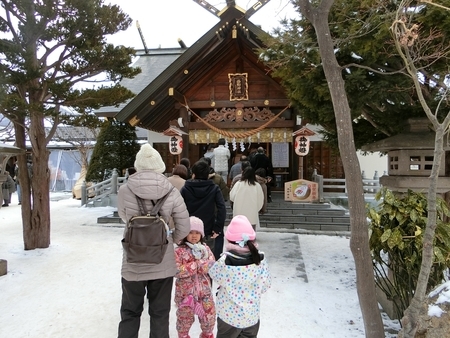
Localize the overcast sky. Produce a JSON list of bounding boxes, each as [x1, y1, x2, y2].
[[106, 0, 297, 49]]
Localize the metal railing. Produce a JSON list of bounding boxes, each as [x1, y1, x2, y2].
[[80, 168, 127, 206]]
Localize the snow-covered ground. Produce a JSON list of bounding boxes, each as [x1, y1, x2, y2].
[[0, 192, 400, 337]]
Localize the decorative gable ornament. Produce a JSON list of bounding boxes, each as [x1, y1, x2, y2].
[[229, 73, 248, 101]]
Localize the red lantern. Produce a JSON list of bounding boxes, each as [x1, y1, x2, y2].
[[169, 135, 183, 155], [294, 135, 310, 156]]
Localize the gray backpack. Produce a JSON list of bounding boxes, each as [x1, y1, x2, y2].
[[122, 187, 174, 264]]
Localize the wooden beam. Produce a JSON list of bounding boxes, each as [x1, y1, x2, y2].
[[189, 120, 294, 129], [191, 0, 220, 17], [187, 99, 291, 108], [168, 87, 186, 105], [246, 0, 271, 18]]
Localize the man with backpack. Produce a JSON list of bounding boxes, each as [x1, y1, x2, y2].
[[117, 143, 190, 338]]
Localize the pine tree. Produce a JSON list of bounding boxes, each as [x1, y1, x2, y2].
[[86, 120, 140, 182], [261, 0, 450, 149], [0, 0, 141, 249]]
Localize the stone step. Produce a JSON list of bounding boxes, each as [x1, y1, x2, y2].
[[96, 192, 351, 232], [226, 205, 350, 230], [226, 211, 348, 221], [260, 221, 351, 232], [97, 213, 124, 224], [258, 208, 346, 216], [259, 215, 350, 223]]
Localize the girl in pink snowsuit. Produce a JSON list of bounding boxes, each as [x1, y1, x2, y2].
[[175, 216, 216, 338]]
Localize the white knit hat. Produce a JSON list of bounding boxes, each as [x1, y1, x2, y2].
[[134, 143, 166, 173]]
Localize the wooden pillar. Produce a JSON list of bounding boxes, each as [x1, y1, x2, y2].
[[293, 111, 303, 180], [299, 156, 304, 180], [180, 106, 189, 159]]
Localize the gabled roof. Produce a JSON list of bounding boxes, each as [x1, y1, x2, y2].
[[361, 118, 450, 151], [0, 143, 25, 155], [114, 6, 274, 132], [94, 48, 184, 118]]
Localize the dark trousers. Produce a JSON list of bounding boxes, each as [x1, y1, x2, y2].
[[213, 233, 224, 260], [216, 317, 260, 338], [267, 184, 272, 202], [205, 235, 215, 255], [118, 276, 173, 338]]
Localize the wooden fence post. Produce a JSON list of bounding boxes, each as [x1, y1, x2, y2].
[[312, 169, 324, 202], [111, 168, 118, 194], [81, 180, 86, 206]]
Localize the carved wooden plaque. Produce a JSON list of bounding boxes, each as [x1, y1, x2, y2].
[[228, 73, 248, 101]]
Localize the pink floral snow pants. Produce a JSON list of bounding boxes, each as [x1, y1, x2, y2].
[[176, 294, 215, 337]]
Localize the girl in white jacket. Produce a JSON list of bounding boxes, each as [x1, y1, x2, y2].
[[229, 167, 264, 230], [209, 215, 271, 338]]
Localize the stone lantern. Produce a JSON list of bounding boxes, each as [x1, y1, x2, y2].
[[361, 117, 450, 196], [362, 118, 450, 319]]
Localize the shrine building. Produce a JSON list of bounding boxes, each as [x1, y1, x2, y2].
[[96, 1, 344, 190]]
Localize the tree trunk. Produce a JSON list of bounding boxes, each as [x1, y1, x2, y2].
[[298, 1, 385, 336], [22, 111, 51, 249], [14, 120, 33, 248], [400, 127, 444, 338]]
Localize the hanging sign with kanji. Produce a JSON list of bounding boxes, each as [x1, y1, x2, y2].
[[170, 135, 183, 155], [294, 135, 310, 156]]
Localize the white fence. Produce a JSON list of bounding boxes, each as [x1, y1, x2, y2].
[[322, 178, 381, 197], [312, 169, 383, 200]]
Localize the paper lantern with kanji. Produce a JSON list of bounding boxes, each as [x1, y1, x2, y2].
[[294, 135, 310, 156], [170, 136, 183, 155]]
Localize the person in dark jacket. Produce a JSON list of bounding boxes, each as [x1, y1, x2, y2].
[[200, 156, 229, 260], [250, 147, 274, 202], [180, 157, 192, 179], [201, 156, 229, 201], [180, 160, 227, 257]]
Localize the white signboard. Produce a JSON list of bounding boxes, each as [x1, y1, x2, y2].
[[271, 143, 289, 168]]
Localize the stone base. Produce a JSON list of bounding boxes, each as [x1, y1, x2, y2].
[[0, 259, 7, 276]]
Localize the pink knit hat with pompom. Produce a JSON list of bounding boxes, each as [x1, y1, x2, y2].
[[225, 215, 256, 242]]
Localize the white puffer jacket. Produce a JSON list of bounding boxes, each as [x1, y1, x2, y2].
[[117, 170, 190, 281]]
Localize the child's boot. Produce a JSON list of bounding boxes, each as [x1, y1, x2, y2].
[[200, 333, 214, 338]]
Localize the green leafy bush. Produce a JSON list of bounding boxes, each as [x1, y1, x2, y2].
[[368, 188, 450, 320]]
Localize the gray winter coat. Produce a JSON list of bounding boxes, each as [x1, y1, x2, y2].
[[2, 173, 16, 200], [117, 170, 190, 281]]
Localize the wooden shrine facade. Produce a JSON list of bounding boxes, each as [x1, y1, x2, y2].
[[106, 4, 345, 187]]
